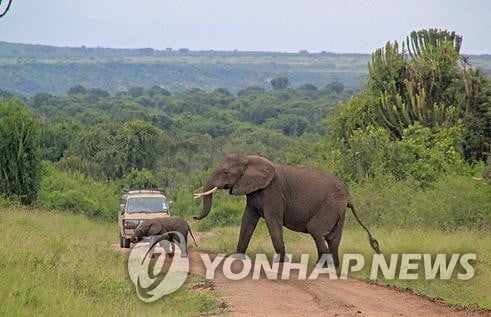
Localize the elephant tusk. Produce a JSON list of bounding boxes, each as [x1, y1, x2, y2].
[[193, 187, 218, 199]]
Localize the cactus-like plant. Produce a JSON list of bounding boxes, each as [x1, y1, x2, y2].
[[335, 29, 489, 162]]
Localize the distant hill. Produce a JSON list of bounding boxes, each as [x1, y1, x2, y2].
[[0, 42, 489, 96]]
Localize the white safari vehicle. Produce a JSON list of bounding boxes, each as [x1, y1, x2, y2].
[[118, 189, 170, 248]]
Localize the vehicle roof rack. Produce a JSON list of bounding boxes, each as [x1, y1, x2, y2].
[[122, 188, 165, 194]]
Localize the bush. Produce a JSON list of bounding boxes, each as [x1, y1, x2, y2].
[[196, 197, 244, 231], [313, 121, 469, 186], [38, 164, 119, 221], [121, 169, 159, 189], [40, 190, 103, 218], [342, 126, 393, 181], [389, 123, 466, 185]]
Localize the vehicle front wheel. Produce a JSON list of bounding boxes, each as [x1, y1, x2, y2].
[[120, 235, 131, 248]]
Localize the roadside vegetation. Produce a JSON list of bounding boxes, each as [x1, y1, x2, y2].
[[0, 206, 218, 316], [0, 29, 489, 311]]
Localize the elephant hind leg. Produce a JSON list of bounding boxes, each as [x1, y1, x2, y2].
[[310, 233, 330, 264], [326, 213, 345, 267], [172, 234, 188, 257], [307, 205, 345, 267]]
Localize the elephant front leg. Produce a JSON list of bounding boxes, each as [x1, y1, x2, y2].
[[148, 235, 160, 258], [161, 239, 175, 257], [236, 206, 260, 255], [264, 212, 287, 262]]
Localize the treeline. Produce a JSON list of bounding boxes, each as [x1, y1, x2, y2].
[[35, 79, 349, 180], [0, 76, 350, 217], [0, 41, 370, 96], [0, 61, 364, 97]]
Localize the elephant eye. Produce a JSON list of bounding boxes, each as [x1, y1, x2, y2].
[[223, 170, 229, 175]]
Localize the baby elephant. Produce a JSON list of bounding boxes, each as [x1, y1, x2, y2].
[[130, 216, 197, 258]]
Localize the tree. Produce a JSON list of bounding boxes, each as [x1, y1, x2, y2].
[[271, 76, 289, 90], [121, 120, 170, 171], [237, 86, 265, 97], [325, 81, 344, 94], [324, 29, 490, 183], [32, 92, 52, 108], [265, 114, 309, 136], [371, 29, 488, 161], [298, 84, 318, 91], [0, 99, 41, 204], [68, 85, 87, 95], [40, 120, 79, 162], [0, 89, 13, 99], [213, 88, 232, 96], [122, 169, 159, 189], [147, 85, 171, 97], [128, 87, 144, 97], [334, 29, 489, 162], [88, 88, 110, 98]]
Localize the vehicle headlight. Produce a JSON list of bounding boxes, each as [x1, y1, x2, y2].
[[123, 219, 141, 229]]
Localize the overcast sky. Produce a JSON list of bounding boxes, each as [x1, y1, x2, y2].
[[1, 0, 489, 54]]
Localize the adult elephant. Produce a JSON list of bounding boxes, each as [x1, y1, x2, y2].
[[194, 154, 380, 266]]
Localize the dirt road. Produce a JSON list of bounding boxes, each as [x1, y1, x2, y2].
[[115, 234, 488, 316]]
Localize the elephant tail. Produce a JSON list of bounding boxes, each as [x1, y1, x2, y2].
[[188, 226, 199, 247], [347, 202, 381, 254]]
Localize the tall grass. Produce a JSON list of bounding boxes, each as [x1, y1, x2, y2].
[[0, 207, 218, 316], [348, 173, 490, 230]]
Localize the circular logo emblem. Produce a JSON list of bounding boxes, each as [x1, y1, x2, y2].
[[127, 231, 189, 302]]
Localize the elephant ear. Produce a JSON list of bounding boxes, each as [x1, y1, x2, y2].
[[147, 221, 163, 236], [232, 156, 274, 195]]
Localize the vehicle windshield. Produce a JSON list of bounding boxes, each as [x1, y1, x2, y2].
[[127, 197, 168, 213]]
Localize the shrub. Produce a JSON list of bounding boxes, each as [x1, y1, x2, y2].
[[121, 169, 159, 189], [196, 197, 244, 231], [0, 99, 41, 204], [38, 164, 119, 221], [389, 123, 466, 185]]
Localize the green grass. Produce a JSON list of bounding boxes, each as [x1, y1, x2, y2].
[[0, 207, 219, 316], [198, 222, 491, 309]]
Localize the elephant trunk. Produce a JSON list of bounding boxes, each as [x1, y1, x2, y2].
[[193, 180, 216, 220]]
